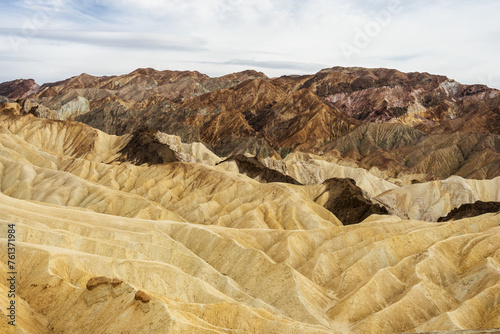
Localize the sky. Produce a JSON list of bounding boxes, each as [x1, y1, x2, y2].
[[0, 0, 499, 88]]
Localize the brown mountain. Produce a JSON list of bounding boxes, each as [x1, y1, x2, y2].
[[2, 66, 500, 181], [0, 78, 39, 99], [34, 68, 267, 102], [306, 67, 500, 132]]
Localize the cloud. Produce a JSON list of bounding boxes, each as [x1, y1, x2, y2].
[[224, 59, 327, 72], [190, 59, 328, 74], [0, 0, 498, 89], [0, 54, 38, 63], [0, 28, 206, 51]]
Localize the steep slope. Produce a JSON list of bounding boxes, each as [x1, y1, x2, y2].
[[326, 123, 500, 180], [0, 194, 336, 334], [375, 176, 500, 221], [260, 88, 358, 152], [278, 151, 400, 197]]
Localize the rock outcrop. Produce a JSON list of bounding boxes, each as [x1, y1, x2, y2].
[[0, 78, 40, 99], [438, 201, 500, 221], [313, 177, 389, 225]]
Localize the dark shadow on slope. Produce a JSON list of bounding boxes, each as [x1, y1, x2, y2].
[[437, 201, 500, 222], [315, 178, 389, 225], [118, 127, 179, 165], [217, 155, 302, 185]]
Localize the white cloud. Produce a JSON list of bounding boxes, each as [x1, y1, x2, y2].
[[0, 0, 498, 88], [0, 28, 205, 50]]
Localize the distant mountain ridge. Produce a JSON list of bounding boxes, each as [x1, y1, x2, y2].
[[1, 66, 499, 182]]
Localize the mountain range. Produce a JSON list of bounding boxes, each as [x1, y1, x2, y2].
[[0, 66, 499, 333], [3, 66, 499, 181]]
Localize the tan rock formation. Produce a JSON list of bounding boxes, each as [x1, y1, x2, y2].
[[0, 107, 499, 333], [376, 176, 500, 221], [0, 112, 340, 229], [1, 192, 499, 333]]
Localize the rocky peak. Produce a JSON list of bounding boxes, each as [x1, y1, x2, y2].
[[0, 78, 40, 99]]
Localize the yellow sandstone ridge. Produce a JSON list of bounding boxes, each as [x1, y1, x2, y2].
[[0, 111, 499, 333], [376, 176, 500, 221]]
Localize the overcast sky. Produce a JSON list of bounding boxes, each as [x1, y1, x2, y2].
[[0, 0, 499, 88]]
